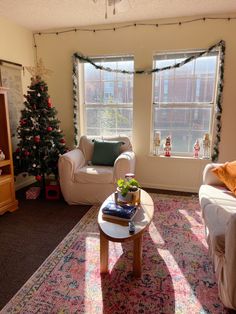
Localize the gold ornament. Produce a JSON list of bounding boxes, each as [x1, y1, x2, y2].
[[25, 58, 53, 81]]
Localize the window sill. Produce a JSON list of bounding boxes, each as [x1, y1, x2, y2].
[[148, 154, 212, 161]]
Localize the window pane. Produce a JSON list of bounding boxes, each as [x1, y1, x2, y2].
[[84, 57, 134, 137], [115, 79, 133, 103], [101, 62, 116, 81], [85, 81, 101, 103], [84, 63, 100, 81], [86, 106, 132, 137], [117, 108, 133, 129], [153, 51, 218, 155], [102, 81, 115, 103], [154, 106, 212, 154]]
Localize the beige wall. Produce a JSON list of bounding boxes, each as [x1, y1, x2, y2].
[[36, 16, 236, 192], [0, 16, 35, 189]]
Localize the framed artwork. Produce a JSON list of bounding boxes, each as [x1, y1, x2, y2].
[[0, 61, 23, 151]]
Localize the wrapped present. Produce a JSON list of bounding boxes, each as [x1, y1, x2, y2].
[[26, 187, 41, 199]]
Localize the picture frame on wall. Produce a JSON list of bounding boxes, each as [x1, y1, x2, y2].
[[0, 60, 23, 151]]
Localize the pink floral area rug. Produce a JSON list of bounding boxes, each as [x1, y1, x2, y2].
[[1, 194, 228, 314]]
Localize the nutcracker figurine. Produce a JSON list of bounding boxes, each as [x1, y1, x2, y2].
[[164, 136, 171, 157], [193, 139, 200, 158], [153, 132, 161, 156], [203, 133, 211, 159]]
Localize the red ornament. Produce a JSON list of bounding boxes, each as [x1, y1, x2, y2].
[[48, 98, 52, 108], [34, 135, 40, 143], [16, 148, 20, 153], [20, 119, 26, 126], [35, 175, 42, 181], [24, 151, 30, 156], [47, 126, 53, 132], [60, 138, 65, 144]]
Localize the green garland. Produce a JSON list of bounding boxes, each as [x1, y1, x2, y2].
[[211, 41, 225, 161], [72, 40, 225, 160], [73, 40, 224, 75], [72, 55, 79, 146]]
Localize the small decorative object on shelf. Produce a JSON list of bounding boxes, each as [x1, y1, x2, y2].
[[117, 173, 140, 206], [153, 132, 161, 156], [0, 149, 5, 161], [203, 133, 211, 159], [164, 135, 172, 157], [193, 139, 200, 158]]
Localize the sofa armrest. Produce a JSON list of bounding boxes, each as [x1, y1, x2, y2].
[[203, 163, 224, 186], [224, 213, 236, 308], [59, 149, 85, 181], [113, 151, 135, 182]]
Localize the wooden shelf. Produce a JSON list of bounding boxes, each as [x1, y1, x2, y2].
[[0, 88, 18, 214], [0, 174, 11, 183], [0, 159, 11, 167]]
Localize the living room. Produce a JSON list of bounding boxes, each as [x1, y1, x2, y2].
[[0, 0, 236, 313]]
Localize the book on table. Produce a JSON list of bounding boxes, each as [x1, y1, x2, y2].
[[102, 202, 137, 222]]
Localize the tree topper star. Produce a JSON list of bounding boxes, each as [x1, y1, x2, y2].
[[25, 58, 53, 80]]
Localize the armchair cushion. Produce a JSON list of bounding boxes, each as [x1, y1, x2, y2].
[[74, 165, 113, 184], [79, 135, 133, 162], [91, 140, 124, 166]]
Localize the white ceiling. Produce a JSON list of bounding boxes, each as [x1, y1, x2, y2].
[[0, 0, 236, 31]]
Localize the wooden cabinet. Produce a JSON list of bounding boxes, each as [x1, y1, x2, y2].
[[0, 87, 18, 214]]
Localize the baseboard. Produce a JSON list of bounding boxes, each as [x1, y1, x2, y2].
[[15, 176, 36, 191], [140, 182, 198, 193]]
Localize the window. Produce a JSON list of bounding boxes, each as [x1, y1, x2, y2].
[[153, 51, 219, 155], [82, 56, 134, 138]]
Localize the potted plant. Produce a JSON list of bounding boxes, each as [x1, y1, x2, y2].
[[117, 177, 141, 205]]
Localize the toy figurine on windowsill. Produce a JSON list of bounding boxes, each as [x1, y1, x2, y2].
[[153, 132, 161, 156], [164, 136, 171, 157], [193, 139, 200, 158], [203, 133, 211, 159]]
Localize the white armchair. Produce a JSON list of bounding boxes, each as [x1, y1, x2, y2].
[[59, 135, 135, 205]]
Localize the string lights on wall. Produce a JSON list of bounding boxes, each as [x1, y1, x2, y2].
[[33, 16, 236, 38], [32, 15, 235, 57]]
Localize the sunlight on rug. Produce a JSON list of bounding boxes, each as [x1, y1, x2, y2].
[[1, 194, 227, 314]]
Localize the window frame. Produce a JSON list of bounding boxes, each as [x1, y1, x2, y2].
[[79, 55, 134, 139], [152, 49, 220, 157]]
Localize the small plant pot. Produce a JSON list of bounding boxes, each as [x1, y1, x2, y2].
[[117, 187, 140, 206]]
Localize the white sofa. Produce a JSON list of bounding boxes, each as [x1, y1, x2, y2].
[[58, 135, 135, 205], [199, 163, 236, 310]]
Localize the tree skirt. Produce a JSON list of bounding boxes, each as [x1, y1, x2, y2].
[[2, 194, 227, 313]]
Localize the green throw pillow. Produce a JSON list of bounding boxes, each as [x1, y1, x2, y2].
[[92, 140, 123, 166]]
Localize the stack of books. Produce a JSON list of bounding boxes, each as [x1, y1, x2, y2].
[[102, 202, 137, 224]]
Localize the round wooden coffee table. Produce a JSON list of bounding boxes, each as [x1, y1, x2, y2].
[[98, 189, 154, 277]]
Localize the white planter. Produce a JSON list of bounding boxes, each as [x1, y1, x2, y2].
[[117, 187, 140, 205]]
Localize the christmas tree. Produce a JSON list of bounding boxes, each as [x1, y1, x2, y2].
[[14, 74, 67, 188]]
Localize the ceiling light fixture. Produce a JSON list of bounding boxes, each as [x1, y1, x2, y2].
[[93, 0, 123, 19]]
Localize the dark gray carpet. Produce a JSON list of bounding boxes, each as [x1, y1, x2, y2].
[[0, 190, 90, 309]]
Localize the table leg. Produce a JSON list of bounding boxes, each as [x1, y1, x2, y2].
[[100, 232, 109, 274], [133, 234, 143, 277]]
